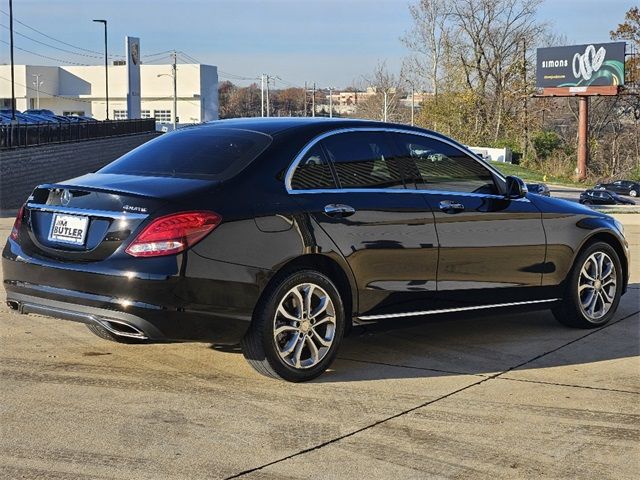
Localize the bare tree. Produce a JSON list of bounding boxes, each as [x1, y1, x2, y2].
[[402, 0, 453, 98], [357, 62, 407, 122]]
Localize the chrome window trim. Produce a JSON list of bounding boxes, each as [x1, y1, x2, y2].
[[357, 298, 560, 321], [284, 127, 508, 194], [26, 203, 148, 220]]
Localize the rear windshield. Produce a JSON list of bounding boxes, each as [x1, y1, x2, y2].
[[99, 127, 272, 179]]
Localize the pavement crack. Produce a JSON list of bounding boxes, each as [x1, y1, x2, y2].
[[336, 356, 484, 378], [225, 309, 639, 479], [497, 376, 640, 395]]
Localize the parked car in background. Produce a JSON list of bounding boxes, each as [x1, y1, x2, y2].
[[4, 118, 630, 382], [580, 189, 635, 206], [595, 180, 639, 197], [25, 109, 73, 123], [526, 183, 550, 196]]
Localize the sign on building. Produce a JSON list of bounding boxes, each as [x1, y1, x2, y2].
[[126, 36, 141, 119], [536, 42, 625, 88]]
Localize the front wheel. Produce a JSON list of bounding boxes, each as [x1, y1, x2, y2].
[[241, 269, 345, 382], [629, 189, 637, 197], [553, 242, 623, 328]]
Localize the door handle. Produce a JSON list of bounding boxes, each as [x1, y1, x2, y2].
[[439, 200, 465, 213], [324, 204, 356, 218]]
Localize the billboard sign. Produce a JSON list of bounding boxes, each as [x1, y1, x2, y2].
[[536, 42, 625, 88], [126, 36, 141, 118]]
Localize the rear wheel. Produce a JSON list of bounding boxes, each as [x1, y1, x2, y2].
[[630, 189, 637, 197], [553, 242, 622, 328], [241, 269, 345, 382]]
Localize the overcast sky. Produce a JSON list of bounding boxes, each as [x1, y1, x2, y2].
[[0, 0, 635, 88]]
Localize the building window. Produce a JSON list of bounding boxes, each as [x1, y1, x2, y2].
[[154, 110, 172, 122], [113, 110, 128, 120], [141, 110, 152, 119]]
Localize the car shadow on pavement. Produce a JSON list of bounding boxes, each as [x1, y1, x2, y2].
[[205, 285, 639, 384]]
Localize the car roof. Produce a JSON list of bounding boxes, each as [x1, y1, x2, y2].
[[201, 117, 446, 139]]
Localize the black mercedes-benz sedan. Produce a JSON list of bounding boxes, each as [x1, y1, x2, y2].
[[595, 180, 639, 198], [3, 118, 630, 381], [580, 189, 635, 206]]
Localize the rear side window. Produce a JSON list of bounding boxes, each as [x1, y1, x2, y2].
[[321, 132, 404, 189], [100, 127, 272, 179], [290, 144, 336, 190], [395, 134, 498, 194]]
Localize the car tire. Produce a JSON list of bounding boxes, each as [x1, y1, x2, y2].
[[583, 200, 592, 205], [241, 269, 345, 382], [553, 242, 623, 329], [85, 323, 146, 344], [630, 189, 637, 197]]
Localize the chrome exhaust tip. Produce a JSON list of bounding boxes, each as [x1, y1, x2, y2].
[[95, 318, 148, 340], [6, 300, 20, 311]]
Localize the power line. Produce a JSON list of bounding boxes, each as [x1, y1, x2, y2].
[[1, 23, 105, 59], [0, 9, 123, 58], [0, 39, 91, 66]]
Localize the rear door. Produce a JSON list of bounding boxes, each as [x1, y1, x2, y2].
[[288, 130, 438, 316], [391, 132, 547, 308]]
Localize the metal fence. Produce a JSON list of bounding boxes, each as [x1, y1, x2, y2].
[[0, 119, 157, 149]]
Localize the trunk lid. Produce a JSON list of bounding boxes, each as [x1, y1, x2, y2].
[[20, 173, 216, 262]]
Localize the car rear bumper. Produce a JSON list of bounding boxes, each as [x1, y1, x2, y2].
[[2, 239, 265, 344]]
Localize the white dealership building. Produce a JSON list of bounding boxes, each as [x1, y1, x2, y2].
[[0, 63, 219, 123]]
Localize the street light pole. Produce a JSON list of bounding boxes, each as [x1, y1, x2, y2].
[[92, 19, 109, 119], [9, 0, 16, 120], [32, 74, 43, 109], [172, 50, 177, 130]]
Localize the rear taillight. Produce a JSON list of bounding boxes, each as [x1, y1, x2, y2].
[[125, 211, 221, 257], [10, 205, 25, 241]]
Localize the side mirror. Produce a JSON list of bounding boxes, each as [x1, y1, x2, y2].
[[506, 176, 528, 199]]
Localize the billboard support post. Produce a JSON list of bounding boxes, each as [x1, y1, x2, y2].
[[577, 96, 589, 181]]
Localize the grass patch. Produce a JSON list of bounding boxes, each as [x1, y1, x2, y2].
[[489, 162, 584, 187]]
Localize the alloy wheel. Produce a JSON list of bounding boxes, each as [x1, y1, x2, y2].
[[273, 283, 337, 369], [577, 251, 617, 321]]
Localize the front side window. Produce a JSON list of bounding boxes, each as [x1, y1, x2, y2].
[[290, 145, 336, 190], [394, 134, 498, 194], [321, 131, 404, 189]]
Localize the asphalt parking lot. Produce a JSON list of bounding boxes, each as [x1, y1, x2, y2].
[[0, 215, 638, 480]]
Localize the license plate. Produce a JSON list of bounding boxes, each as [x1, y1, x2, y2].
[[48, 214, 89, 245]]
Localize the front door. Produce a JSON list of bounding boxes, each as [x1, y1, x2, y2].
[[391, 132, 547, 308]]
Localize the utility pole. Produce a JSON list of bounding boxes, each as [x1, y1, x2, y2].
[[312, 83, 316, 117], [328, 87, 333, 118], [304, 81, 307, 117], [265, 75, 270, 117], [9, 0, 16, 120], [383, 91, 388, 122], [410, 85, 415, 126], [92, 19, 109, 119], [157, 51, 178, 130], [32, 74, 43, 109], [522, 39, 528, 161], [172, 50, 177, 130], [260, 74, 265, 117]]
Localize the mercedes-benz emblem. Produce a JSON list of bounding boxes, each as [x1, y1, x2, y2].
[[61, 189, 72, 206]]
